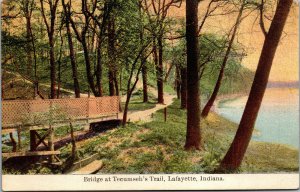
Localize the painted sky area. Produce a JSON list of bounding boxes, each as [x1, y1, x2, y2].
[[168, 2, 299, 82]]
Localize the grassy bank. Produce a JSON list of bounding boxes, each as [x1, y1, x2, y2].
[[3, 99, 298, 174], [80, 100, 298, 173], [76, 101, 293, 173]]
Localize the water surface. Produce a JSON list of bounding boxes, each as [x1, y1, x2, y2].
[[216, 88, 299, 149]]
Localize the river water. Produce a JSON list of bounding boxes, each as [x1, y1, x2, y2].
[[216, 88, 299, 149]]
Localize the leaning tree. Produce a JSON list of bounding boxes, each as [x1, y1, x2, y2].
[[219, 0, 293, 171]]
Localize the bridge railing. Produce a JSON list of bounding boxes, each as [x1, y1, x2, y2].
[[2, 96, 120, 128]]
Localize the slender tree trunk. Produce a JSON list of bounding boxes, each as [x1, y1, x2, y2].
[[153, 38, 159, 100], [65, 10, 81, 98], [180, 67, 187, 109], [139, 9, 148, 103], [175, 65, 181, 99], [29, 22, 38, 99], [40, 0, 59, 99], [25, 16, 33, 77], [108, 16, 117, 96], [82, 38, 99, 96], [201, 2, 245, 118], [123, 65, 143, 126], [56, 29, 64, 99], [57, 57, 61, 99], [164, 64, 174, 82], [142, 65, 148, 102], [220, 0, 292, 171], [96, 39, 103, 97], [123, 61, 147, 126], [24, 3, 38, 99], [122, 92, 132, 126], [185, 0, 200, 150], [157, 35, 164, 104], [49, 36, 56, 99], [122, 43, 152, 126]]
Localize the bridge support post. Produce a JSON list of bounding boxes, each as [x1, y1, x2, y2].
[[17, 125, 22, 150], [9, 133, 17, 152], [30, 130, 37, 151], [48, 125, 55, 163]]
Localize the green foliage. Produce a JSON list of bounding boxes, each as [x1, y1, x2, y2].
[[162, 150, 193, 173], [196, 133, 224, 173], [54, 125, 83, 137], [129, 152, 161, 173]]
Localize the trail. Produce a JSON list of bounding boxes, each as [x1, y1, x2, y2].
[[122, 80, 176, 123], [47, 80, 176, 152]]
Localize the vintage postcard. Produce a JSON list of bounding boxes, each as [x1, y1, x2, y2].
[[1, 0, 299, 191]]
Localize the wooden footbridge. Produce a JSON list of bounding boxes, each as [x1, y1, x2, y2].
[[2, 96, 120, 162]]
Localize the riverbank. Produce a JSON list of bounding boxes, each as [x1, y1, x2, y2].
[[4, 99, 297, 174], [214, 93, 248, 110]]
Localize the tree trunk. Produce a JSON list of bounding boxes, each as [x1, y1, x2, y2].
[[157, 35, 164, 104], [201, 2, 245, 118], [82, 38, 99, 96], [25, 16, 33, 77], [219, 0, 292, 171], [108, 16, 117, 96], [139, 13, 148, 103], [96, 39, 103, 97], [185, 0, 200, 150], [175, 65, 181, 99], [180, 67, 187, 109], [40, 0, 59, 99], [123, 65, 143, 126], [57, 57, 61, 99], [56, 29, 64, 99], [30, 23, 38, 99], [153, 38, 159, 100], [113, 72, 119, 96], [49, 36, 56, 99], [164, 64, 174, 82], [122, 93, 131, 126], [108, 71, 115, 96], [65, 11, 81, 98], [24, 3, 38, 99], [142, 65, 148, 102]]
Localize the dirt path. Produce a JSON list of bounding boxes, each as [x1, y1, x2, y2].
[[121, 80, 176, 123]]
